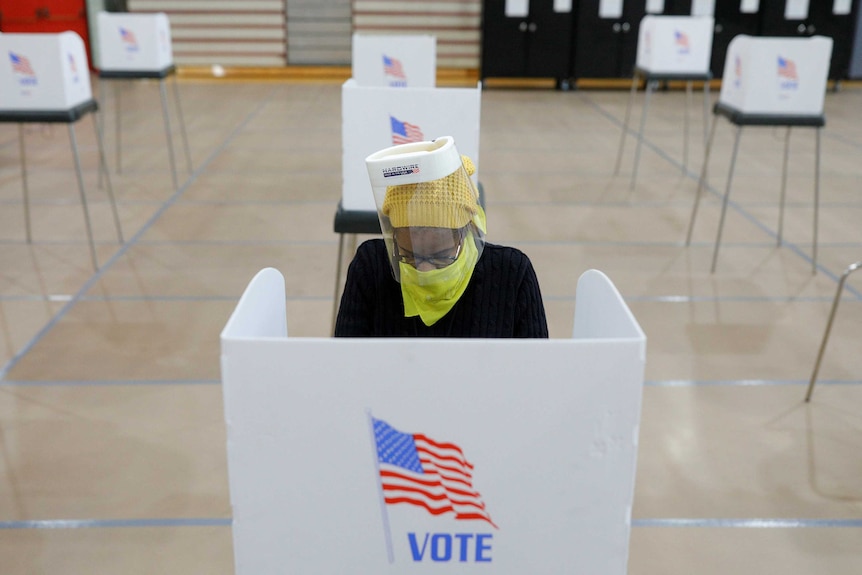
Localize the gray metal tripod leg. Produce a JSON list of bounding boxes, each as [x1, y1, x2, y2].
[[331, 233, 347, 336], [686, 114, 718, 246], [69, 124, 99, 270], [683, 80, 692, 173], [159, 78, 180, 190], [614, 74, 639, 176], [18, 124, 32, 243], [710, 126, 743, 273], [805, 262, 862, 401], [114, 81, 122, 174], [171, 73, 193, 174], [813, 127, 822, 275], [631, 79, 655, 189], [777, 127, 791, 247], [93, 113, 124, 244]]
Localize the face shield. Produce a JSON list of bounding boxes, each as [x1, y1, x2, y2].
[[365, 136, 486, 285]]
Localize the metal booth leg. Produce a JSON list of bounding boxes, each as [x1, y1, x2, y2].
[[92, 113, 125, 244], [159, 78, 180, 190], [777, 127, 791, 247], [683, 80, 692, 173], [18, 124, 33, 243], [171, 73, 194, 174], [331, 233, 348, 336], [114, 81, 123, 174], [710, 125, 743, 273], [630, 79, 655, 188], [685, 113, 718, 246], [68, 124, 100, 270], [812, 127, 821, 275], [614, 74, 640, 176], [805, 262, 862, 401], [702, 81, 711, 149]]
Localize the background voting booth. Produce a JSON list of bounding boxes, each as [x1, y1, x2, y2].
[[351, 33, 437, 88], [96, 11, 192, 190], [686, 34, 833, 274], [221, 267, 646, 574], [0, 31, 123, 270], [334, 34, 481, 330], [615, 15, 714, 183]]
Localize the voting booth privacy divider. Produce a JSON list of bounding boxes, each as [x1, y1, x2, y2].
[[221, 267, 646, 574], [351, 33, 436, 88], [686, 34, 833, 274], [616, 15, 714, 183], [0, 31, 123, 270], [95, 11, 192, 190]]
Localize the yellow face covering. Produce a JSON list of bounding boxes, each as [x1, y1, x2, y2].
[[399, 231, 480, 326]]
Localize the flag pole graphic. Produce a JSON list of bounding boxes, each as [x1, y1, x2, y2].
[[367, 410, 395, 563]]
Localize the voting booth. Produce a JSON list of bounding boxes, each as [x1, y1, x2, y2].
[[96, 11, 192, 190], [221, 267, 646, 574], [351, 33, 436, 88], [615, 15, 714, 183], [686, 35, 833, 274], [0, 31, 123, 270], [333, 75, 482, 331]]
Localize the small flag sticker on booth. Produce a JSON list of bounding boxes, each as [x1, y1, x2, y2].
[[120, 27, 139, 51], [778, 57, 798, 81], [372, 417, 497, 528], [390, 116, 424, 145], [383, 55, 405, 79], [674, 30, 690, 54], [10, 53, 35, 76]]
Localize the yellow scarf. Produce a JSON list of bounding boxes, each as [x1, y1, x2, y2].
[[399, 232, 480, 326]]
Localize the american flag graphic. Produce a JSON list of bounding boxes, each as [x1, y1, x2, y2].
[[390, 116, 424, 145], [383, 55, 405, 79], [10, 52, 35, 76], [120, 27, 137, 47], [372, 417, 497, 528], [735, 55, 742, 79], [68, 54, 77, 74], [674, 30, 690, 53], [778, 56, 798, 81]]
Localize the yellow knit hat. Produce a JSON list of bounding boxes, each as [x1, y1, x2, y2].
[[382, 156, 478, 229]]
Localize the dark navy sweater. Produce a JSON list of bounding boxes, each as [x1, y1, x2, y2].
[[335, 239, 548, 338]]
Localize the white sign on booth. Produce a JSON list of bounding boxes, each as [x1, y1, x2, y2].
[[636, 15, 714, 74], [341, 79, 481, 212], [0, 32, 91, 111], [97, 11, 173, 71], [221, 268, 646, 574], [352, 33, 436, 88], [720, 35, 833, 115]]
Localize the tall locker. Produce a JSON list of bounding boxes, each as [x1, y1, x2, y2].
[[573, 0, 647, 78], [711, 1, 763, 78], [759, 0, 860, 80], [480, 0, 574, 86]]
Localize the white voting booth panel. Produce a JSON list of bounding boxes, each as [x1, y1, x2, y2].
[[221, 268, 646, 574], [352, 33, 436, 88], [636, 15, 714, 75], [97, 12, 173, 71], [720, 35, 832, 116], [0, 32, 91, 111], [341, 79, 481, 212]]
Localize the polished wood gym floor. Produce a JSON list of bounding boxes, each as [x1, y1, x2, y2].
[[1, 76, 860, 573]]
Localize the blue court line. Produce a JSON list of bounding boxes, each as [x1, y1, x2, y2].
[[633, 518, 862, 528], [0, 379, 220, 387], [0, 88, 280, 381], [0, 518, 231, 530], [0, 517, 859, 530], [644, 379, 861, 387]]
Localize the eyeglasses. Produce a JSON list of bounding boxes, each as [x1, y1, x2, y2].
[[393, 230, 464, 269]]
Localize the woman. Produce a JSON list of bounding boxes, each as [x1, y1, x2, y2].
[[335, 136, 547, 338]]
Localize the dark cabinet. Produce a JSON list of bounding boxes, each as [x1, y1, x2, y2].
[[711, 0, 763, 78], [480, 0, 574, 85], [759, 0, 860, 80], [574, 0, 646, 78]]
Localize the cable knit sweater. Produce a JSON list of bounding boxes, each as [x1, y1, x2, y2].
[[335, 239, 548, 338]]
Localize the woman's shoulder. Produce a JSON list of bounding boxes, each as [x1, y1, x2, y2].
[[482, 242, 533, 265]]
